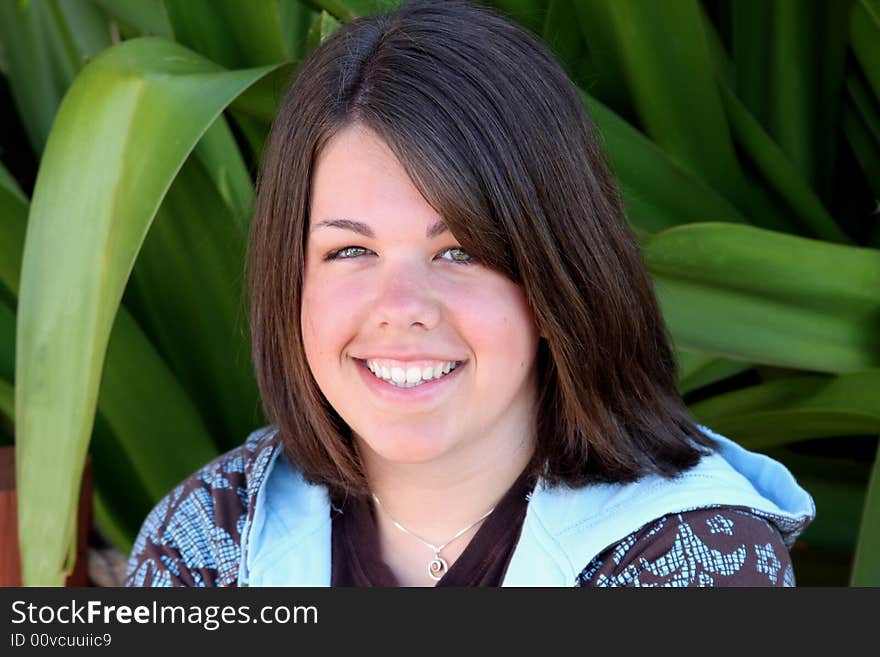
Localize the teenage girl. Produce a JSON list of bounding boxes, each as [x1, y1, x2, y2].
[[126, 0, 814, 588]]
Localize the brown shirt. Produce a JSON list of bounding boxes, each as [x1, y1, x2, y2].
[[331, 466, 537, 586]]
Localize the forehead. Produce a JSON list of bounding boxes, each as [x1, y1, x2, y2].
[[309, 124, 445, 237]]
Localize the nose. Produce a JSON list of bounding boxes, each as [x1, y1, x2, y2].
[[370, 259, 441, 332]]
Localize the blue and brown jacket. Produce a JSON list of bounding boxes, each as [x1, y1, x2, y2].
[[125, 424, 816, 587]]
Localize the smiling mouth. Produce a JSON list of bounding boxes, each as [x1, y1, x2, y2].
[[355, 358, 466, 388]]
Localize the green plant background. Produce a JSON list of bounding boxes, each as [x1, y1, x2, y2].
[[1, 0, 878, 586]]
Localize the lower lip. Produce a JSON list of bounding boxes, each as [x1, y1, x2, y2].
[[355, 359, 466, 404]]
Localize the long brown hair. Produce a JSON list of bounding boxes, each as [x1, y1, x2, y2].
[[246, 0, 717, 498]]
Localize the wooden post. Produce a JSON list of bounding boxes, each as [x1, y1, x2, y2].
[[0, 446, 92, 586]]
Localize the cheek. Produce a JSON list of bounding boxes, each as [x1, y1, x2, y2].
[[453, 279, 539, 362]]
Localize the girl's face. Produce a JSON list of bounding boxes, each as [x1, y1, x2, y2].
[[302, 123, 542, 470]]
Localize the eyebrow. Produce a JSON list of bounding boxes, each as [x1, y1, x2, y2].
[[310, 218, 450, 239]]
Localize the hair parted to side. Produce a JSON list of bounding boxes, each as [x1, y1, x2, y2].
[[246, 0, 718, 499]]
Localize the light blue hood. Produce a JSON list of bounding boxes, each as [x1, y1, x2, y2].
[[238, 425, 815, 587]]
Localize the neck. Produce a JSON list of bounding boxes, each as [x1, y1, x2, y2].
[[356, 423, 537, 562]]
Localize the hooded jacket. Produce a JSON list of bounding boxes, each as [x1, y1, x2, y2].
[[125, 424, 815, 587]]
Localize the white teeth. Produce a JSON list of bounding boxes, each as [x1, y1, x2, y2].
[[364, 359, 460, 388]]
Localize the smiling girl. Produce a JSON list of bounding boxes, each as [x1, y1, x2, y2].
[[126, 0, 815, 587]]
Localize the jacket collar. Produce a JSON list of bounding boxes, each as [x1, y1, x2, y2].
[[238, 425, 815, 587]]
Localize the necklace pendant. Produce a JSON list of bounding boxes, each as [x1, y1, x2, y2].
[[428, 554, 448, 581]]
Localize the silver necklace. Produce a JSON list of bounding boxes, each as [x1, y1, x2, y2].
[[371, 493, 496, 581]]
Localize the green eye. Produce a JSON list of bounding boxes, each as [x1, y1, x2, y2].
[[325, 246, 370, 260], [440, 247, 475, 264]]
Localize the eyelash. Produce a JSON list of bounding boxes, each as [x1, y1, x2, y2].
[[322, 246, 477, 266]]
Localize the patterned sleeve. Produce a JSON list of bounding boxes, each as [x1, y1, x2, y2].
[[576, 505, 796, 587], [124, 448, 250, 587]]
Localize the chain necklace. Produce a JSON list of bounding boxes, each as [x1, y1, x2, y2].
[[371, 493, 496, 581]]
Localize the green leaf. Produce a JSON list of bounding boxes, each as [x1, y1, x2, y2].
[[53, 0, 113, 63], [0, 0, 77, 153], [191, 115, 255, 230], [163, 0, 287, 69], [575, 0, 795, 234], [582, 92, 748, 231], [302, 0, 396, 22], [0, 161, 28, 296], [280, 0, 316, 60], [677, 349, 751, 395], [0, 378, 13, 427], [643, 223, 880, 373], [229, 62, 297, 124], [689, 370, 880, 450], [89, 0, 171, 37], [843, 104, 880, 199], [851, 439, 880, 585], [542, 0, 587, 84], [304, 10, 341, 52], [16, 37, 277, 585], [717, 81, 851, 244], [123, 154, 261, 452], [0, 299, 14, 387], [851, 0, 880, 109], [89, 409, 157, 554]]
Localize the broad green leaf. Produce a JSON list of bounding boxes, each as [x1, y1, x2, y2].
[[676, 348, 752, 395], [123, 154, 261, 452], [582, 92, 748, 231], [847, 73, 880, 149], [851, 439, 880, 585], [163, 0, 287, 69], [231, 111, 271, 171], [0, 161, 28, 296], [304, 0, 401, 22], [304, 10, 341, 52], [643, 223, 880, 373], [99, 308, 218, 498], [89, 409, 157, 555], [717, 81, 851, 244], [762, 1, 820, 188], [492, 0, 544, 36], [572, 1, 638, 123], [814, 0, 854, 201], [0, 378, 12, 427], [0, 299, 14, 386], [851, 0, 880, 107], [689, 370, 880, 450], [16, 37, 277, 585], [191, 116, 255, 230], [734, 1, 851, 200], [89, 0, 171, 37], [542, 0, 588, 85], [843, 104, 880, 199], [0, 0, 77, 153], [53, 0, 113, 62], [3, 152, 219, 549], [280, 0, 316, 60], [229, 62, 297, 124], [733, 0, 771, 123], [577, 1, 795, 234]]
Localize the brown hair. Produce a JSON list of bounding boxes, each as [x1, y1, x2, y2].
[[246, 0, 717, 498]]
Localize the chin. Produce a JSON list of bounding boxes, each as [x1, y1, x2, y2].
[[358, 427, 457, 465]]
